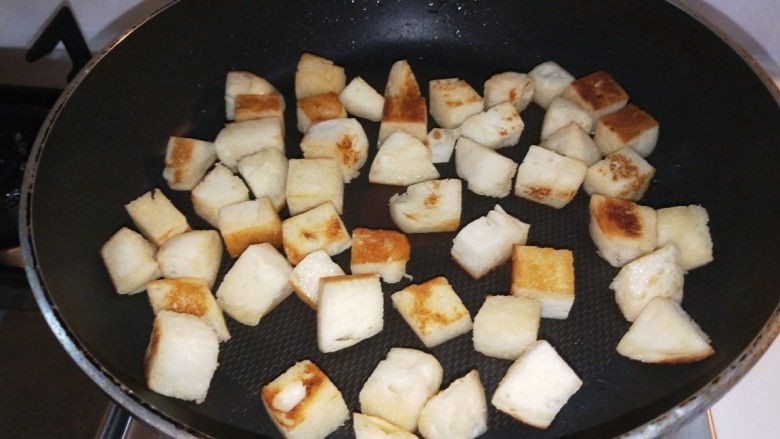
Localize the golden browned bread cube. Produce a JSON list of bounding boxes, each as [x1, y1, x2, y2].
[[511, 246, 575, 319], [593, 103, 659, 157], [286, 158, 344, 215], [483, 71, 534, 112], [589, 194, 657, 267], [125, 188, 191, 247], [100, 227, 161, 295], [296, 92, 348, 133], [234, 93, 285, 129], [218, 197, 282, 258], [384, 59, 422, 98], [300, 118, 369, 183], [428, 78, 484, 129], [339, 76, 385, 122], [513, 145, 587, 209], [369, 130, 439, 186], [295, 52, 347, 100], [162, 136, 217, 191], [583, 147, 656, 201], [156, 230, 223, 289], [281, 202, 351, 266], [473, 295, 540, 360], [350, 228, 411, 283], [146, 277, 230, 342], [378, 95, 428, 144], [225, 70, 279, 120], [191, 163, 250, 228], [562, 70, 629, 121], [214, 118, 285, 171], [388, 179, 462, 233]]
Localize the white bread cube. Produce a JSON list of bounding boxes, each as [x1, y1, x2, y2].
[[295, 52, 347, 100], [484, 71, 534, 112], [528, 61, 575, 109], [215, 243, 293, 326], [369, 131, 439, 186], [125, 188, 190, 247], [423, 127, 459, 163], [289, 250, 345, 309], [281, 202, 351, 265], [156, 230, 223, 288], [391, 276, 472, 348], [378, 96, 428, 144], [286, 158, 344, 215], [145, 310, 219, 404], [162, 136, 217, 191], [473, 295, 540, 360], [389, 179, 462, 233], [593, 103, 659, 157], [351, 228, 411, 284], [491, 340, 582, 429], [417, 370, 488, 439], [234, 93, 285, 129], [583, 147, 656, 201], [225, 70, 279, 120], [100, 227, 161, 295], [511, 246, 575, 319], [540, 123, 601, 166], [261, 360, 349, 439], [562, 70, 629, 122], [237, 148, 288, 212], [428, 78, 484, 129], [353, 413, 419, 439], [359, 347, 443, 432], [191, 163, 250, 228], [218, 198, 282, 258], [339, 76, 385, 122], [514, 145, 587, 209], [540, 96, 593, 140], [317, 273, 384, 353], [146, 278, 230, 342], [451, 204, 530, 279], [296, 92, 348, 133], [656, 205, 714, 271], [610, 244, 684, 322], [301, 118, 369, 183], [616, 297, 715, 363], [384, 59, 421, 98], [459, 101, 524, 149], [214, 118, 284, 172], [455, 137, 518, 198], [589, 194, 657, 267]]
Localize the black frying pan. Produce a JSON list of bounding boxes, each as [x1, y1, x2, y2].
[[22, 0, 780, 438]]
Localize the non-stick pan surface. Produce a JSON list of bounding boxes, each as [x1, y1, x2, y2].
[[22, 0, 780, 438]]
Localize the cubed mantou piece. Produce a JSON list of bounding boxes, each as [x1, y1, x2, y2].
[[295, 52, 347, 100], [369, 130, 439, 186], [459, 101, 524, 149], [125, 188, 190, 247], [483, 71, 534, 112], [339, 76, 385, 122], [216, 243, 293, 326], [491, 340, 582, 429], [424, 127, 459, 163], [146, 277, 230, 342], [191, 163, 250, 228], [391, 276, 472, 348], [317, 273, 384, 353], [540, 96, 593, 140], [428, 78, 484, 129], [296, 91, 348, 133], [417, 370, 488, 439], [353, 413, 419, 439], [540, 123, 601, 166], [145, 310, 219, 404], [286, 158, 344, 215], [301, 118, 369, 183], [589, 194, 657, 267], [214, 118, 285, 171], [583, 147, 655, 201], [237, 148, 288, 212], [281, 202, 351, 266], [656, 205, 714, 271], [100, 227, 161, 295], [616, 297, 715, 363], [234, 93, 285, 129], [289, 250, 345, 309], [593, 103, 659, 157], [510, 246, 575, 319], [378, 95, 428, 144], [528, 61, 575, 109], [514, 145, 587, 209], [225, 70, 279, 120], [156, 230, 223, 289], [162, 136, 217, 191], [359, 347, 443, 432], [610, 244, 684, 322], [473, 295, 540, 360], [562, 70, 629, 122], [389, 179, 462, 233], [451, 205, 530, 280], [455, 137, 518, 198], [384, 59, 422, 98], [218, 197, 282, 258], [350, 228, 411, 284], [262, 360, 349, 439]]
